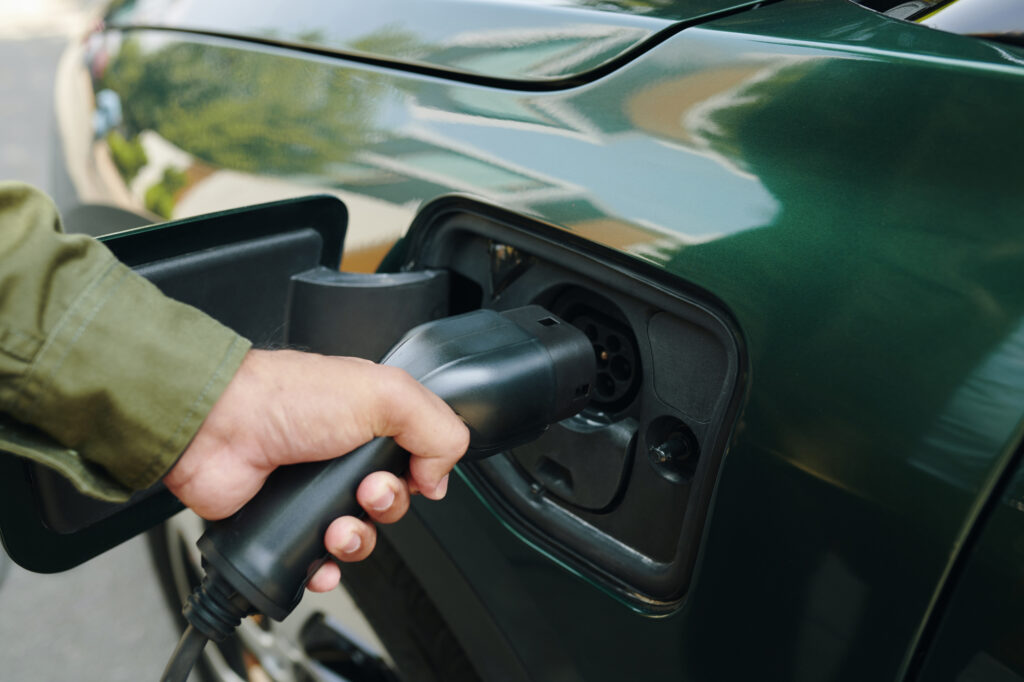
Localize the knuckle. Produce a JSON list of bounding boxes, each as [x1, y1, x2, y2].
[[380, 365, 416, 392], [454, 423, 471, 452], [372, 366, 409, 401]]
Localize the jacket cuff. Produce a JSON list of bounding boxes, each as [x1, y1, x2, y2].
[[10, 256, 251, 491]]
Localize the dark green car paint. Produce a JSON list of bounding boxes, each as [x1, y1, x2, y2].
[[919, 458, 1024, 679], [103, 0, 775, 82], [56, 0, 1024, 678]]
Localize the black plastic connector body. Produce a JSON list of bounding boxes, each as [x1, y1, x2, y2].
[[188, 305, 594, 626]]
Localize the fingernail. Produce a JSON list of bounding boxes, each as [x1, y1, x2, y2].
[[433, 474, 449, 500], [341, 533, 361, 555], [371, 488, 395, 512]]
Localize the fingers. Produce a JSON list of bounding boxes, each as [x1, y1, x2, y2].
[[307, 472, 407, 593], [356, 471, 410, 524], [374, 367, 470, 500], [307, 472, 409, 594], [307, 561, 340, 593], [324, 515, 377, 564]]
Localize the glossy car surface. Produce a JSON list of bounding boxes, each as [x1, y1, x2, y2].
[[52, 0, 1024, 679]]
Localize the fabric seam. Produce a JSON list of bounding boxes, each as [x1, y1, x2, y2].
[[4, 258, 122, 416]]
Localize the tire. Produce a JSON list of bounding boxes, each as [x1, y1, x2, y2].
[[147, 510, 480, 682]]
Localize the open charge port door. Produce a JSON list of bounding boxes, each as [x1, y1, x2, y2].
[[398, 198, 743, 610]]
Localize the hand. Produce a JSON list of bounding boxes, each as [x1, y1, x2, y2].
[[163, 349, 469, 592]]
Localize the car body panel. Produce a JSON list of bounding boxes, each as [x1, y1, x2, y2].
[[102, 0, 770, 83], [50, 0, 1024, 678], [918, 456, 1024, 679]]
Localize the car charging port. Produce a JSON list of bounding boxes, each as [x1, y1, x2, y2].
[[402, 199, 742, 607], [545, 287, 641, 415]]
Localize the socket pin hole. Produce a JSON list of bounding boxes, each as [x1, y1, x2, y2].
[[594, 345, 609, 368], [606, 335, 621, 353], [610, 356, 631, 381], [597, 375, 616, 397], [538, 317, 559, 327]]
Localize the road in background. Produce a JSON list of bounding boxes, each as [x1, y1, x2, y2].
[[0, 1, 182, 679]]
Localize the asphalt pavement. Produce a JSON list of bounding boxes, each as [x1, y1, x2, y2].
[[0, 3, 183, 679]]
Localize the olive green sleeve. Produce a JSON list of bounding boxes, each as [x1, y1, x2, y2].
[[0, 182, 251, 501]]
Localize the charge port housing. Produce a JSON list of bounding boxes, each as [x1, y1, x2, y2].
[[401, 198, 743, 610]]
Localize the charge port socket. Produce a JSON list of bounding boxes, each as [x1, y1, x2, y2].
[[546, 288, 641, 416]]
